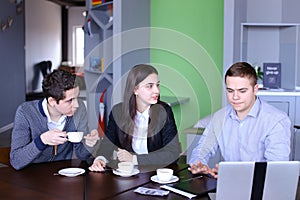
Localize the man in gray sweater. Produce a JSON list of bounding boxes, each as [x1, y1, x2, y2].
[[10, 69, 99, 170]]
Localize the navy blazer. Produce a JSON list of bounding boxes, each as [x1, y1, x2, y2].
[[97, 101, 181, 166]]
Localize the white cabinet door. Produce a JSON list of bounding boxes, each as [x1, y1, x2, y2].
[[257, 95, 296, 124]]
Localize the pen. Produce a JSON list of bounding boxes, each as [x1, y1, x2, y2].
[[182, 175, 203, 182], [54, 145, 57, 155]]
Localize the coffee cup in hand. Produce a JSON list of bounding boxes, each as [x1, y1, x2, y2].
[[118, 162, 134, 174], [67, 132, 83, 143], [156, 168, 173, 182]]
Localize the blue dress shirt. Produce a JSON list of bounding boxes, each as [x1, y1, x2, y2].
[[189, 97, 291, 165]]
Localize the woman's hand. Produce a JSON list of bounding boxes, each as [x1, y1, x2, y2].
[[117, 148, 133, 162], [89, 159, 106, 172]]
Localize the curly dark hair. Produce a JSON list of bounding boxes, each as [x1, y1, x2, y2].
[[42, 69, 79, 103]]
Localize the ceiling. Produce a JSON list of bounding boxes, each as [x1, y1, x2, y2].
[[47, 0, 85, 7]]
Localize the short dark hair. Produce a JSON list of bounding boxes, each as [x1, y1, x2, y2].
[[225, 62, 257, 86], [42, 69, 79, 103]]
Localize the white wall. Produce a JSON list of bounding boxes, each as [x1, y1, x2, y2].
[[25, 0, 62, 92]]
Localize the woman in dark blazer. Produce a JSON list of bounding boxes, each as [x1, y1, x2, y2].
[[89, 64, 181, 171]]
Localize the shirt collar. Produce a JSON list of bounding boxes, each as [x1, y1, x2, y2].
[[42, 98, 66, 124], [247, 97, 260, 118], [229, 97, 260, 119], [136, 106, 150, 121]]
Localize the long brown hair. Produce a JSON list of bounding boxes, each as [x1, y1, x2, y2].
[[120, 64, 158, 135]]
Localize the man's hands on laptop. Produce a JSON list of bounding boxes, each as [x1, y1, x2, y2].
[[188, 161, 219, 179]]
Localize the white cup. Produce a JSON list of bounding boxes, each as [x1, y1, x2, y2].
[[156, 168, 173, 182], [118, 162, 134, 174], [67, 132, 83, 143]]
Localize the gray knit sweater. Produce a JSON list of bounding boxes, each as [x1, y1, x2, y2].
[[10, 99, 93, 170]]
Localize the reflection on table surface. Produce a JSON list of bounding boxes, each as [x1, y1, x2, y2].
[[0, 157, 299, 200]]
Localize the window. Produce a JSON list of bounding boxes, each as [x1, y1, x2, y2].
[[73, 26, 84, 66]]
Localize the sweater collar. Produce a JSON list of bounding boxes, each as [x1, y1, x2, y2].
[[38, 98, 47, 117]]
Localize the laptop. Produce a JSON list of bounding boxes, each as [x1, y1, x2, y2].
[[214, 161, 300, 200]]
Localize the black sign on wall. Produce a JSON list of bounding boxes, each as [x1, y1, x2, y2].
[[263, 63, 281, 89]]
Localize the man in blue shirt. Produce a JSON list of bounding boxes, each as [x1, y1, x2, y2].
[[189, 62, 291, 178]]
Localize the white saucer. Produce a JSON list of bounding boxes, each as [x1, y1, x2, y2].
[[113, 168, 140, 177], [58, 168, 85, 177], [150, 175, 179, 184]]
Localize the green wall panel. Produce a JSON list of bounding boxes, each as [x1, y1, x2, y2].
[[150, 0, 224, 153]]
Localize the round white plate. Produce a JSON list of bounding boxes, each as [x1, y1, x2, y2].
[[150, 175, 179, 184], [58, 168, 85, 177], [113, 168, 140, 177]]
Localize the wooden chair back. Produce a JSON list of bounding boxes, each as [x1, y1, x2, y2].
[[0, 147, 11, 167]]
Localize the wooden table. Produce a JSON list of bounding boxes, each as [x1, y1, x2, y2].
[[1, 158, 300, 200], [0, 158, 187, 199], [0, 159, 86, 200]]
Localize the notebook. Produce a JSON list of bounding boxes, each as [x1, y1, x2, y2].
[[161, 175, 217, 198], [215, 161, 300, 200]]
